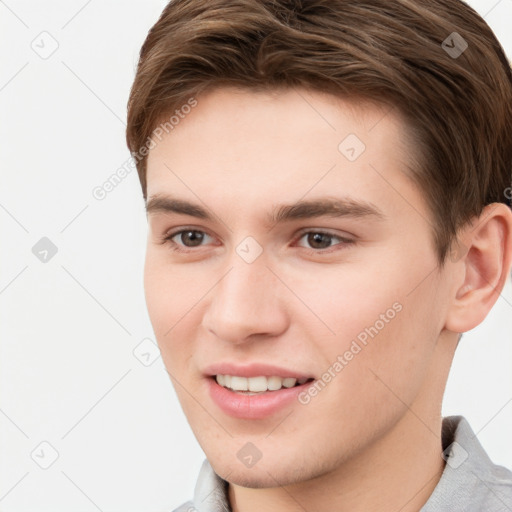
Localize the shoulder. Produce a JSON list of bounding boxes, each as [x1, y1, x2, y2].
[[468, 448, 512, 511], [422, 416, 512, 511]]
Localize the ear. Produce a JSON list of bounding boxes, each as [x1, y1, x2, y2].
[[444, 203, 512, 333]]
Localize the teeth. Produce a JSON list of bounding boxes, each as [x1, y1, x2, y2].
[[230, 375, 248, 391], [267, 376, 283, 391], [282, 377, 296, 388], [248, 376, 268, 392], [215, 375, 309, 392]]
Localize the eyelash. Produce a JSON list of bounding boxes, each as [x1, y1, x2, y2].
[[160, 228, 355, 255]]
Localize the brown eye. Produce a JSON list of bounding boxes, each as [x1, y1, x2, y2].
[[306, 232, 334, 249], [177, 230, 206, 247], [296, 231, 354, 252]]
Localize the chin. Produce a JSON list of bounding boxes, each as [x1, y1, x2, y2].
[[222, 467, 296, 489], [210, 453, 315, 489]]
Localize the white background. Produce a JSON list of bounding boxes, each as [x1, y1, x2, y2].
[[1, 1, 511, 511]]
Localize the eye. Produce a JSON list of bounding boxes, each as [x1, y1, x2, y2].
[[163, 229, 214, 249], [296, 231, 354, 251]]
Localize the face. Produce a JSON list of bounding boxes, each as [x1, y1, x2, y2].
[[144, 87, 454, 487]]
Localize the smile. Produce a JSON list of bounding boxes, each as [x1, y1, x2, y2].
[[215, 374, 311, 394]]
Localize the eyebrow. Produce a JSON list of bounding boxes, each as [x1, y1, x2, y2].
[[145, 195, 386, 225], [146, 196, 210, 219]]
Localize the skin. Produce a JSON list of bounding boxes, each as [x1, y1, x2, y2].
[[144, 87, 512, 512]]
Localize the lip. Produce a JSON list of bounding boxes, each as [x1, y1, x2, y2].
[[206, 376, 315, 420], [202, 362, 314, 380]]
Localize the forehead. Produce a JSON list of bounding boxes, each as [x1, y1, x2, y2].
[[145, 87, 418, 222]]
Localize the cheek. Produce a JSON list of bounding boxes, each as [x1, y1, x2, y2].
[[293, 308, 434, 455], [301, 258, 440, 403], [292, 262, 403, 350], [143, 254, 203, 368], [312, 247, 439, 346], [144, 249, 209, 328]]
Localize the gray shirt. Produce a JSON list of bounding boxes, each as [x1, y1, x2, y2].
[[172, 416, 512, 512]]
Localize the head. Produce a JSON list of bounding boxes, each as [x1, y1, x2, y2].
[[126, 0, 512, 489]]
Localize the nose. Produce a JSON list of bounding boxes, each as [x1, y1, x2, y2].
[[202, 255, 289, 345]]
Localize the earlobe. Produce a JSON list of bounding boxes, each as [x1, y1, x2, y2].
[[445, 203, 512, 334]]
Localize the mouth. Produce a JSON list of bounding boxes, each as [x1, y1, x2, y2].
[[211, 374, 315, 395], [206, 373, 317, 419], [203, 362, 317, 418]]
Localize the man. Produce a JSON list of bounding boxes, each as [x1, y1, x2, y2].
[[126, 1, 512, 510]]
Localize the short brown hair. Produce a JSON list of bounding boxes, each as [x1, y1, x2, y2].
[[126, 0, 512, 262]]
